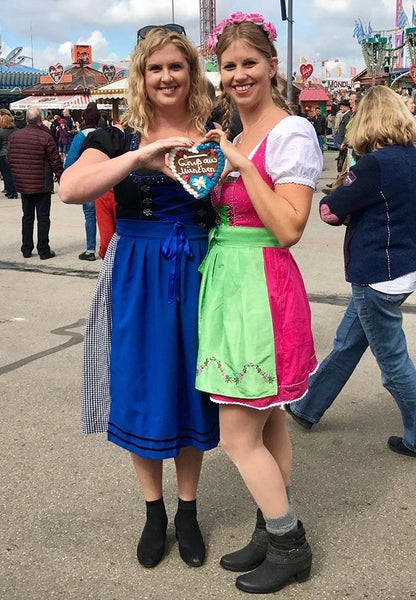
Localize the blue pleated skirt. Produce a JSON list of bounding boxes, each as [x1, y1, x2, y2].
[[81, 219, 219, 459]]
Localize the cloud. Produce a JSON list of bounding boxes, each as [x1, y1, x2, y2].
[[1, 0, 414, 71]]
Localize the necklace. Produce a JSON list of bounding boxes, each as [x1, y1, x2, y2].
[[236, 114, 270, 146]]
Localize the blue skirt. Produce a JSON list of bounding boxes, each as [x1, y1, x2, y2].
[[105, 219, 219, 459]]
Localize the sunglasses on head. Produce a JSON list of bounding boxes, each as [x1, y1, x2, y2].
[[137, 23, 186, 42]]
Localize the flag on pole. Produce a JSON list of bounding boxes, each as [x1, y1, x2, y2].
[[398, 9, 408, 29], [352, 19, 366, 43], [350, 66, 357, 77]]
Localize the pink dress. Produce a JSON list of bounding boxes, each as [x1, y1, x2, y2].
[[196, 117, 323, 409]]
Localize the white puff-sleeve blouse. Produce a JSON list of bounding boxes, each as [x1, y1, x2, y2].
[[261, 116, 323, 188]]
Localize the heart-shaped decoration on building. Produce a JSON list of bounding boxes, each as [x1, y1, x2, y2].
[[410, 64, 416, 85], [49, 63, 64, 84], [300, 63, 313, 81], [168, 142, 225, 199], [103, 64, 116, 82]]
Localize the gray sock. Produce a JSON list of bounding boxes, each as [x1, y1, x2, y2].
[[265, 506, 297, 536], [285, 485, 291, 506]]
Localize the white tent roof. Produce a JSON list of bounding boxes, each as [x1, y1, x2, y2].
[[9, 94, 111, 110], [90, 73, 221, 99], [205, 71, 220, 90], [91, 78, 128, 100]]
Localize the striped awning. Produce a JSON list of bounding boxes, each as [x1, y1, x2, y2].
[[9, 94, 110, 110], [91, 77, 128, 100]]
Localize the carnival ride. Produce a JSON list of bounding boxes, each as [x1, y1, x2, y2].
[[354, 0, 416, 83], [199, 0, 216, 49]]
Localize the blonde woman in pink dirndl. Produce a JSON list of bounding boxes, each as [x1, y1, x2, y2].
[[196, 13, 322, 594]]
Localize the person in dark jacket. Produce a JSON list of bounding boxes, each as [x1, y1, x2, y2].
[[50, 114, 61, 146], [311, 106, 326, 153], [0, 113, 18, 198], [7, 107, 64, 259], [286, 86, 416, 458]]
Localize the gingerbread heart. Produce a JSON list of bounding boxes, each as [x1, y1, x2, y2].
[[168, 142, 225, 199], [102, 64, 116, 82], [48, 63, 64, 84], [300, 63, 313, 81]]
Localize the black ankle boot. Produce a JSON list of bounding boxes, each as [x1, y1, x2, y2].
[[174, 499, 205, 567], [137, 498, 168, 568], [235, 521, 312, 594], [220, 508, 268, 572]]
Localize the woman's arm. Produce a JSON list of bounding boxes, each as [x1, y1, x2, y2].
[[59, 136, 194, 205], [319, 155, 381, 225], [236, 160, 312, 246], [202, 128, 315, 247]]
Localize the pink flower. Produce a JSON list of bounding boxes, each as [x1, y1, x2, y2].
[[230, 12, 249, 22], [206, 12, 278, 54], [247, 14, 267, 24]]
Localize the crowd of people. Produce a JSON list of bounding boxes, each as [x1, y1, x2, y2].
[[0, 104, 115, 260], [2, 11, 416, 595]]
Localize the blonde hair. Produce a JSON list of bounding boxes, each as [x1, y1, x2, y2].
[[215, 21, 292, 138], [400, 94, 415, 113], [0, 113, 14, 129], [121, 29, 212, 137], [349, 86, 416, 156]]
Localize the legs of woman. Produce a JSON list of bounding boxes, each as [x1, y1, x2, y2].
[[220, 404, 311, 593], [220, 405, 288, 517], [82, 201, 96, 254], [289, 297, 369, 425], [174, 447, 206, 566], [220, 406, 293, 573], [131, 448, 206, 567], [174, 446, 203, 500], [352, 284, 416, 454], [0, 155, 17, 197], [131, 453, 163, 500], [263, 407, 292, 489], [131, 454, 167, 568]]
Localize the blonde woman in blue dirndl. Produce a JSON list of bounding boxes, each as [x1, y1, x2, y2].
[[60, 26, 219, 569]]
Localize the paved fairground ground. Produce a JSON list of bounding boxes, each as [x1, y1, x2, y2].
[[1, 151, 415, 600]]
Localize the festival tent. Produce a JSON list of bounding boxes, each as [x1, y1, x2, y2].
[[90, 77, 128, 99], [9, 93, 111, 111], [0, 64, 45, 106], [90, 77, 128, 121]]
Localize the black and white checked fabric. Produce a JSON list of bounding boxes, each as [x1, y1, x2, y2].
[[81, 234, 118, 434]]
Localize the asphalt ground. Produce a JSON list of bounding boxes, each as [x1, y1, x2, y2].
[[1, 151, 415, 600]]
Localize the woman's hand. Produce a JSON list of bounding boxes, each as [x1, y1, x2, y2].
[[135, 136, 194, 177], [201, 128, 251, 182]]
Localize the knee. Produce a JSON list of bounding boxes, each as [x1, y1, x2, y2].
[[220, 431, 243, 463], [220, 430, 256, 464]]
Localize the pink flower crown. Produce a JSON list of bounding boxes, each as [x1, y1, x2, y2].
[[207, 12, 277, 54]]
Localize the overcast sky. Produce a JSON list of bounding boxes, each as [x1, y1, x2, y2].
[[0, 0, 414, 79]]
